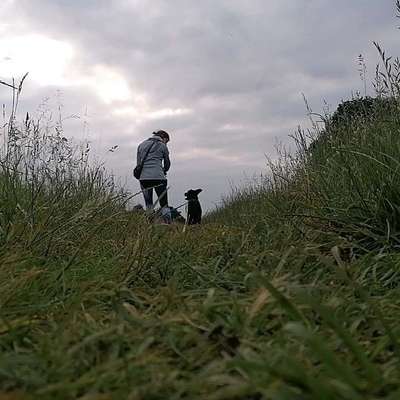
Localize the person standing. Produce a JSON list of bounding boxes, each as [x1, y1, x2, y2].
[[136, 130, 172, 224]]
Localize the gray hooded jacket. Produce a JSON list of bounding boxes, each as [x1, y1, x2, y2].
[[136, 135, 170, 180]]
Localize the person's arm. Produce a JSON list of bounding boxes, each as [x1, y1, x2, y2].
[[163, 145, 171, 173]]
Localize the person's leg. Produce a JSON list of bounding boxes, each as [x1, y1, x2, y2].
[[154, 181, 171, 224], [140, 180, 154, 210], [154, 181, 168, 208]]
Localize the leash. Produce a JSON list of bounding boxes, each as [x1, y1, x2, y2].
[[171, 201, 188, 211]]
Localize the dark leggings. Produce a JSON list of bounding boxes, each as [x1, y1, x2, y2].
[[140, 179, 168, 209]]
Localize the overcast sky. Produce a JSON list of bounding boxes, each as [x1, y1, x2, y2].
[[0, 0, 398, 212]]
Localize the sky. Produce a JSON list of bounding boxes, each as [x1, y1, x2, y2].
[[0, 0, 398, 212]]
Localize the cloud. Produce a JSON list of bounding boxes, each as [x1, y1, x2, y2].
[[0, 0, 399, 210], [0, 34, 74, 86]]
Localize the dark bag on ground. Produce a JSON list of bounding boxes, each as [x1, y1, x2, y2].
[[133, 140, 156, 180]]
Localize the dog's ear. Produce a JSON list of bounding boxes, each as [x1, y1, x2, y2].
[[185, 189, 202, 199]]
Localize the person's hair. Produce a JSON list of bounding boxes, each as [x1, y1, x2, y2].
[[153, 130, 170, 142]]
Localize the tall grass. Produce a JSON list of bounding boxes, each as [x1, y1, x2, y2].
[[209, 96, 400, 254], [0, 78, 133, 255]]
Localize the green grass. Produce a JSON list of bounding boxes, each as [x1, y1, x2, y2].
[[3, 62, 400, 398]]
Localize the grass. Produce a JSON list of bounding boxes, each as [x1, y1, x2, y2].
[[3, 25, 400, 400]]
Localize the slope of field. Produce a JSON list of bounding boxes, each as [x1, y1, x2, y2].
[[2, 96, 400, 399]]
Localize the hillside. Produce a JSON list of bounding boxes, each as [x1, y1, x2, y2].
[[2, 89, 400, 399]]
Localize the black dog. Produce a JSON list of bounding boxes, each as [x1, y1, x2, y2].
[[185, 189, 202, 225]]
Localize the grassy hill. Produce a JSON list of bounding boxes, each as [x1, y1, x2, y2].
[[2, 87, 400, 398]]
